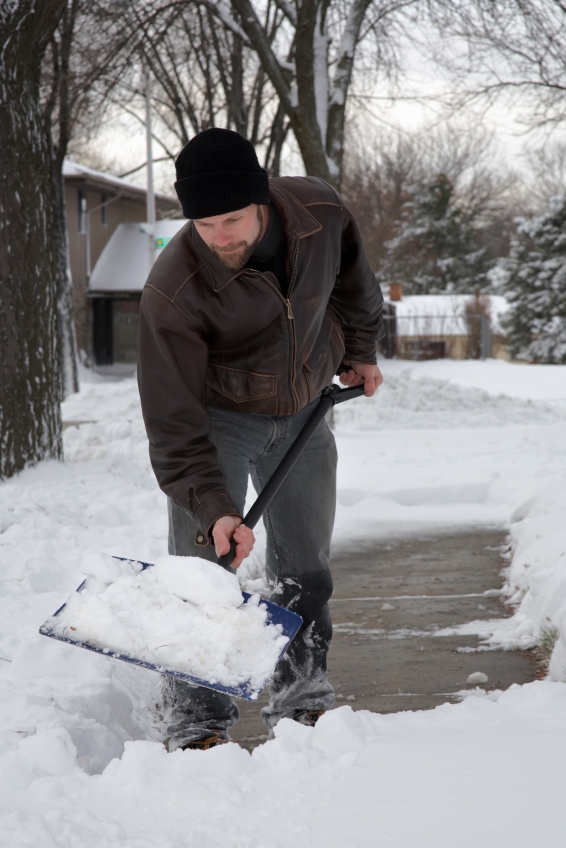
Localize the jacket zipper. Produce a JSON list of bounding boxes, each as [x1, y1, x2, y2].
[[252, 241, 300, 413], [287, 244, 300, 412]]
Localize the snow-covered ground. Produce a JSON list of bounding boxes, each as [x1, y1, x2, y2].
[[1, 358, 566, 846]]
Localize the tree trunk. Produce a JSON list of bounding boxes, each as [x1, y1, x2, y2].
[[51, 0, 79, 397], [293, 0, 332, 182], [0, 0, 66, 479], [264, 102, 290, 176], [229, 0, 335, 186], [326, 0, 372, 187], [53, 162, 79, 398]]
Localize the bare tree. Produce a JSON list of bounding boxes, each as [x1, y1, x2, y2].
[[188, 0, 416, 188], [524, 141, 566, 207], [427, 1, 566, 130], [341, 122, 517, 271], [41, 0, 140, 394], [43, 0, 81, 397], [61, 0, 414, 191], [342, 130, 421, 267], [115, 0, 290, 174], [0, 0, 66, 478]]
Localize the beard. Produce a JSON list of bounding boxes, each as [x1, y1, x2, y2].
[[209, 206, 264, 270]]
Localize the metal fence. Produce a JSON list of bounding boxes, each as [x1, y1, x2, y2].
[[380, 311, 494, 360]]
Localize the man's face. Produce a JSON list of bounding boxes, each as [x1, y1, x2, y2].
[[193, 204, 265, 270]]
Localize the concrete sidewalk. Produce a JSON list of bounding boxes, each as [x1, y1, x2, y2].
[[231, 529, 536, 750]]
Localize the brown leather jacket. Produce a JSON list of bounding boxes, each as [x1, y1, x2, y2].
[[138, 176, 383, 540]]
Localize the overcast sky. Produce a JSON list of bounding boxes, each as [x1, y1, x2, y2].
[[77, 23, 565, 200]]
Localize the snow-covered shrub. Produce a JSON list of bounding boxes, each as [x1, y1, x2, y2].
[[491, 195, 566, 363], [384, 173, 493, 295]]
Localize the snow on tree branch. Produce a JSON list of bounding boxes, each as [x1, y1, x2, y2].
[[273, 0, 297, 27], [313, 5, 330, 144], [330, 0, 371, 107], [194, 0, 250, 43]]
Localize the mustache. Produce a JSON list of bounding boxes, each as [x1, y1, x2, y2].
[[212, 241, 249, 253]]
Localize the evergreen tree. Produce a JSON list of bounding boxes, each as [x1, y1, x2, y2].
[[492, 195, 566, 363], [384, 173, 492, 294]]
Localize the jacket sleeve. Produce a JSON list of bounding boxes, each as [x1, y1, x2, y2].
[[137, 285, 241, 540], [330, 201, 384, 363]]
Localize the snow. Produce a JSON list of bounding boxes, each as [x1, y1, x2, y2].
[[2, 685, 566, 846], [466, 671, 488, 684], [2, 357, 566, 845], [378, 356, 566, 403], [313, 15, 330, 145], [466, 480, 566, 669], [44, 553, 287, 692]]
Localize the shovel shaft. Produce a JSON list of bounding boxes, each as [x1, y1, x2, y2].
[[217, 383, 365, 570]]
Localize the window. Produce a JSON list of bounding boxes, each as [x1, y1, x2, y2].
[[78, 190, 87, 233], [101, 195, 107, 226]]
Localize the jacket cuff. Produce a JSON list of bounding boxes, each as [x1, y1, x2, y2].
[[193, 494, 243, 544], [343, 342, 378, 364]]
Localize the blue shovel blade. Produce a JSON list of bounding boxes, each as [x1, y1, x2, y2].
[[39, 557, 303, 701]]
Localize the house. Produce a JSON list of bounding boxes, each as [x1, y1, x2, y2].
[[64, 159, 181, 366], [381, 289, 510, 360]]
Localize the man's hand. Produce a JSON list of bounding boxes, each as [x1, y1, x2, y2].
[[212, 515, 255, 569], [339, 361, 383, 397]]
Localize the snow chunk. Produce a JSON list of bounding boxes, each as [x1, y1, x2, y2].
[[45, 554, 288, 692], [150, 555, 243, 608], [467, 672, 489, 685], [81, 551, 140, 585]]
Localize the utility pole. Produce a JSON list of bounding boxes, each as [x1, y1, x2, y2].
[[145, 63, 156, 268]]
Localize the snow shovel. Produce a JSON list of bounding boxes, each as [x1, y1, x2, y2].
[[40, 381, 365, 700]]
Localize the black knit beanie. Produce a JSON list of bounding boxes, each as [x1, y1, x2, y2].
[[174, 128, 271, 219]]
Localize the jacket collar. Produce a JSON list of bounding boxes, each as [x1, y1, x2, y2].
[[270, 183, 323, 239], [190, 180, 323, 292]]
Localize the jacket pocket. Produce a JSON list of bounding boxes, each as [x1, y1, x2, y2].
[[205, 363, 277, 403], [302, 316, 345, 403], [329, 318, 345, 359], [304, 316, 344, 375], [304, 318, 332, 374]]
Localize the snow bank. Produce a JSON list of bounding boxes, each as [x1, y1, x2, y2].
[[380, 357, 566, 404], [467, 481, 566, 680], [2, 684, 566, 847], [334, 368, 561, 430]]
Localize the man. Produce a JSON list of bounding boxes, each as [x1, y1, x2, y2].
[[138, 128, 384, 751]]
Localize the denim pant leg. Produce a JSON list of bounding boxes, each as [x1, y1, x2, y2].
[[250, 406, 338, 732], [162, 400, 337, 746], [162, 414, 252, 751]]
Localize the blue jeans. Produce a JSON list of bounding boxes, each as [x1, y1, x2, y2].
[[162, 398, 337, 749]]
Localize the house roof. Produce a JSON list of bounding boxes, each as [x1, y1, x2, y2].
[[63, 160, 180, 212], [385, 294, 509, 337], [88, 220, 187, 293]]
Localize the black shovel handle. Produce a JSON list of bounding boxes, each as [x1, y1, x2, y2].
[[217, 381, 365, 570]]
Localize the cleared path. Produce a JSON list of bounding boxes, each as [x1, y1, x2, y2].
[[231, 529, 536, 750]]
